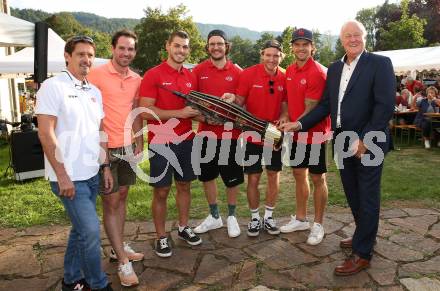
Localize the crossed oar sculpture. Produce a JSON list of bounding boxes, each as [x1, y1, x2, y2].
[[160, 86, 284, 149]]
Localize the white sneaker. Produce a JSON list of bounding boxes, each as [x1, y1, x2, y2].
[[425, 140, 431, 149], [109, 241, 144, 262], [193, 214, 223, 234], [280, 215, 310, 233], [306, 222, 325, 245], [227, 216, 241, 238], [118, 261, 139, 287]]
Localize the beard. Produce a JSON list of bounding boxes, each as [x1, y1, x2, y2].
[[294, 53, 310, 62], [209, 49, 225, 61], [210, 54, 225, 61], [114, 57, 131, 68]]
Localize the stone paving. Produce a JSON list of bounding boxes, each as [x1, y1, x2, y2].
[[1, 207, 440, 290]]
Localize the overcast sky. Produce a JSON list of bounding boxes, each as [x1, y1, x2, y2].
[[9, 0, 398, 34]]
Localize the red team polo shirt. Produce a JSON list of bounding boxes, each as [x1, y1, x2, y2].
[[139, 61, 197, 144], [193, 59, 242, 139], [285, 57, 330, 144], [236, 63, 287, 145]]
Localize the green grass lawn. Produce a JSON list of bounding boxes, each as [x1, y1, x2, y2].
[[0, 139, 439, 228]]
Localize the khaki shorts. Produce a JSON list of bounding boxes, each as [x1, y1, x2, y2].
[[100, 145, 137, 194]]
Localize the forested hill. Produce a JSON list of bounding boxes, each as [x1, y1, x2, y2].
[[11, 8, 280, 41]]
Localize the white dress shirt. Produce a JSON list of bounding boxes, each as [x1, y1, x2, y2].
[[336, 53, 362, 128]]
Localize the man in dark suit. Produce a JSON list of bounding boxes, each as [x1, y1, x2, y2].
[[280, 20, 395, 276]]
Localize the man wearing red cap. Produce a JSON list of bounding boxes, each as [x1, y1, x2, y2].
[[279, 28, 330, 246], [192, 30, 244, 238]]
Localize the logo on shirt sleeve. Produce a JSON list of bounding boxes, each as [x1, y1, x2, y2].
[[162, 82, 172, 86]]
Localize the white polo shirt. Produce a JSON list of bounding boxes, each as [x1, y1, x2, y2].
[[35, 70, 104, 182]]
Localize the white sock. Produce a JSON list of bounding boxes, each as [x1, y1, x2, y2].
[[178, 225, 186, 232], [250, 208, 260, 220], [264, 205, 274, 219]]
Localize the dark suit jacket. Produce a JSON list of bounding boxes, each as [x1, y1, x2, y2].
[[299, 51, 396, 153]]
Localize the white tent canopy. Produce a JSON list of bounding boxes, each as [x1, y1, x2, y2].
[[373, 46, 440, 75], [0, 29, 108, 77], [0, 12, 34, 47], [0, 13, 108, 78]]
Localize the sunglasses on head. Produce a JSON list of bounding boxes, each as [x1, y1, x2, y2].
[[70, 35, 94, 44], [269, 80, 274, 94]]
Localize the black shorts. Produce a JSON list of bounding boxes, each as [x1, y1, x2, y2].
[[243, 142, 282, 174], [148, 140, 197, 188], [195, 137, 244, 188], [100, 145, 136, 194], [288, 141, 327, 174]]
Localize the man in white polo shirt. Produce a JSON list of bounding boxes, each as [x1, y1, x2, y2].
[[36, 36, 114, 291]]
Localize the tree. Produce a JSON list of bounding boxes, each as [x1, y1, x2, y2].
[[45, 13, 84, 38], [11, 7, 50, 22], [316, 31, 336, 67], [248, 32, 276, 66], [334, 38, 345, 60], [44, 13, 112, 58], [379, 0, 427, 50], [86, 30, 112, 58], [254, 32, 276, 50], [409, 0, 440, 45], [356, 7, 378, 51], [311, 29, 323, 63], [133, 4, 205, 72], [279, 26, 294, 68], [228, 36, 258, 68], [374, 0, 403, 50]]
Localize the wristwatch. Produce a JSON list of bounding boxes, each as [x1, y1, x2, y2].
[[100, 163, 111, 170]]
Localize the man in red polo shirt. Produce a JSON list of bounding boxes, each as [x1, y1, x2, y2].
[[279, 28, 330, 246], [235, 40, 288, 237], [139, 31, 202, 258], [192, 30, 244, 238]]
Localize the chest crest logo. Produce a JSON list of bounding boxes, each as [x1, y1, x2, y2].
[[225, 76, 233, 81], [300, 78, 307, 85], [186, 82, 192, 88]]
